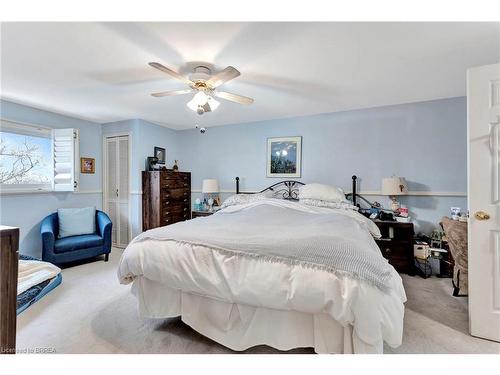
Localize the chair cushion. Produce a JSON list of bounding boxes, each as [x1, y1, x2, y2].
[[57, 207, 96, 239], [54, 234, 103, 254]]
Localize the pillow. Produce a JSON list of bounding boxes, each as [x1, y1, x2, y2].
[[299, 183, 347, 203], [300, 198, 358, 211], [57, 207, 96, 238], [221, 192, 272, 209]]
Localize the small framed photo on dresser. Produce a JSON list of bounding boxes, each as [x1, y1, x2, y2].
[[154, 147, 166, 164]]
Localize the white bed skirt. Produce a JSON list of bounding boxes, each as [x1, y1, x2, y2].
[[132, 277, 381, 354]]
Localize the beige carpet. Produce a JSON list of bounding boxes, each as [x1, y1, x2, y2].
[[16, 248, 500, 354]]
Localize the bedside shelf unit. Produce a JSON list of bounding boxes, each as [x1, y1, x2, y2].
[[374, 220, 415, 275]]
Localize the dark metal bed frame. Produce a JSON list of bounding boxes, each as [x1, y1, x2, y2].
[[235, 175, 358, 206]]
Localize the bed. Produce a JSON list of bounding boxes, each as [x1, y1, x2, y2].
[[118, 176, 406, 353]]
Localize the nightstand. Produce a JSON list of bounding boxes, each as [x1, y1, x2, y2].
[[191, 210, 214, 218], [373, 220, 415, 275]]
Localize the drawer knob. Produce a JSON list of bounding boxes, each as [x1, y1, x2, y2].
[[183, 198, 187, 202], [385, 248, 391, 254], [184, 207, 187, 211]]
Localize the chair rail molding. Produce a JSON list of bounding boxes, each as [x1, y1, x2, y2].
[[190, 188, 467, 197]]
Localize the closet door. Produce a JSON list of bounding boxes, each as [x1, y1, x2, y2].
[[117, 136, 130, 246], [105, 136, 130, 248], [106, 138, 118, 245]]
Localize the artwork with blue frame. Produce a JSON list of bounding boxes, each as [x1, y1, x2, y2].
[[267, 136, 302, 178]]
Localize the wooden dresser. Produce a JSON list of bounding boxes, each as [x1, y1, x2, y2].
[[142, 170, 191, 231], [0, 226, 19, 354], [374, 220, 415, 275]]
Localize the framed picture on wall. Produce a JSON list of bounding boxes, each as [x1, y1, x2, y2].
[[267, 136, 302, 178], [80, 157, 95, 174], [154, 147, 166, 164]]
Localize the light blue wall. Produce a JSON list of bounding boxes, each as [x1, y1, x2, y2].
[[0, 100, 103, 257], [102, 119, 181, 237], [1, 96, 468, 257], [177, 97, 467, 233]]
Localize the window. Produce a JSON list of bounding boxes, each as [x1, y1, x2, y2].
[[0, 120, 79, 193]]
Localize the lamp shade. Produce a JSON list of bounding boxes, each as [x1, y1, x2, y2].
[[202, 179, 219, 193], [381, 177, 408, 196]]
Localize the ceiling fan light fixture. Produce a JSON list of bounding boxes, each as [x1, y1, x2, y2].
[[186, 97, 199, 112], [150, 62, 253, 113], [187, 92, 220, 114], [193, 91, 209, 106]]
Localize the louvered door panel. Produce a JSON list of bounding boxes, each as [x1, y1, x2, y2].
[[105, 135, 130, 248], [117, 136, 129, 246], [106, 140, 117, 198], [118, 137, 129, 197], [108, 201, 118, 244], [119, 202, 129, 245]]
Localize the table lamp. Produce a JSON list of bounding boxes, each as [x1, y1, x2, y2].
[[381, 176, 408, 212], [202, 179, 220, 211]]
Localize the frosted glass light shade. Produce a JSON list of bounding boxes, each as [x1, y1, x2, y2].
[[187, 93, 220, 112], [186, 98, 198, 112], [193, 91, 209, 105], [202, 179, 219, 193], [381, 177, 408, 196]]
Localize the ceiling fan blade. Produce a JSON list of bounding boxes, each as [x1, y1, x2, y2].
[[215, 91, 254, 105], [149, 62, 193, 85], [206, 66, 240, 88], [151, 89, 192, 97]]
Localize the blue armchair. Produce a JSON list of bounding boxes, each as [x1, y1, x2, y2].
[[41, 210, 112, 265]]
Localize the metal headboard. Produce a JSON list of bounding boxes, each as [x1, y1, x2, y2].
[[235, 177, 304, 200], [235, 175, 358, 205]]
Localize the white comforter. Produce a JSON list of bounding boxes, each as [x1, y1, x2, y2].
[[118, 199, 406, 351]]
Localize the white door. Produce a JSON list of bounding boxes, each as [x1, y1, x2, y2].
[[468, 62, 500, 342], [105, 135, 130, 248]]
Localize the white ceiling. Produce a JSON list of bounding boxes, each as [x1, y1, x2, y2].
[[1, 22, 499, 129]]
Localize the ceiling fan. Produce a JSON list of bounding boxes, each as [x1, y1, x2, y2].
[[149, 62, 254, 115]]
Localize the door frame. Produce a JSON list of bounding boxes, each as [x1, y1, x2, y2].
[[102, 132, 132, 248]]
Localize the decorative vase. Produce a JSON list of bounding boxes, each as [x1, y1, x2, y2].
[[173, 160, 179, 172]]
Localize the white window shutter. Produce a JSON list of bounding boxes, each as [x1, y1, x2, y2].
[[53, 128, 79, 192]]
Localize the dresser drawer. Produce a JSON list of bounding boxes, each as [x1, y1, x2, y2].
[[171, 203, 190, 213], [161, 179, 190, 189], [376, 241, 413, 274], [162, 202, 190, 214], [161, 210, 190, 225], [162, 188, 189, 202], [161, 215, 173, 226], [173, 212, 190, 222]]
